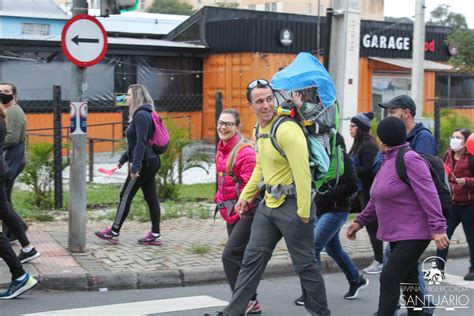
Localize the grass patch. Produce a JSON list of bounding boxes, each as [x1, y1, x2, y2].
[[13, 182, 215, 222], [190, 244, 211, 255], [178, 183, 215, 201]]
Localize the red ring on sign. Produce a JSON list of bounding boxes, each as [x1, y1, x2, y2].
[[61, 14, 108, 68]]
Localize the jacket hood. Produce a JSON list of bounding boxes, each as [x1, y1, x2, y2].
[[407, 122, 431, 141], [133, 104, 154, 117]]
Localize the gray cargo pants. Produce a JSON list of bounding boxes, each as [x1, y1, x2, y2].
[[222, 197, 330, 316]]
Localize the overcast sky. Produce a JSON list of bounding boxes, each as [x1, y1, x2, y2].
[[384, 0, 474, 28]]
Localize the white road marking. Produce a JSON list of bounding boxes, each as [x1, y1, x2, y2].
[[24, 295, 228, 315]]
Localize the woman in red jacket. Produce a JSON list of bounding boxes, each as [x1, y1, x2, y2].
[[214, 109, 261, 314], [437, 128, 474, 281]]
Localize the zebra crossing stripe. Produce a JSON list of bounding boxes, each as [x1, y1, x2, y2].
[[24, 295, 228, 315]]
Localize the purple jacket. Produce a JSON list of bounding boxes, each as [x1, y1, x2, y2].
[[356, 143, 446, 242]]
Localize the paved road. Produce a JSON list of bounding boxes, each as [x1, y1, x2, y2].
[[2, 258, 473, 315]]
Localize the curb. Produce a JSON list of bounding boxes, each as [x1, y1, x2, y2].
[[3, 245, 470, 292]]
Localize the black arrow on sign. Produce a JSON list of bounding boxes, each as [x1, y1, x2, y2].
[[71, 35, 99, 45]]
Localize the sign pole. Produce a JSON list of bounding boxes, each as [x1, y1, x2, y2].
[[69, 0, 88, 253]]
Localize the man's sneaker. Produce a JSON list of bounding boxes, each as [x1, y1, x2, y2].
[[246, 299, 262, 314], [18, 247, 41, 264], [363, 260, 383, 274], [138, 232, 163, 246], [94, 227, 119, 244], [344, 276, 369, 299], [0, 273, 38, 299], [464, 268, 474, 281], [294, 295, 305, 306]]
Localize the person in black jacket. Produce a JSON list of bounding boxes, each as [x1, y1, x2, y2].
[[95, 84, 162, 246], [348, 112, 382, 274], [294, 134, 369, 306]]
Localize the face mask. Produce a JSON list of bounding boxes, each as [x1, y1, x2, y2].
[[450, 138, 464, 151], [0, 93, 13, 105]]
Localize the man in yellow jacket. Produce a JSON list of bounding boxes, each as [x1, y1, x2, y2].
[[218, 79, 330, 316]]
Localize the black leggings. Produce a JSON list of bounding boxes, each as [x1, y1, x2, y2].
[[0, 175, 29, 247], [112, 158, 161, 234], [0, 232, 25, 280], [377, 239, 430, 316], [222, 211, 257, 300]]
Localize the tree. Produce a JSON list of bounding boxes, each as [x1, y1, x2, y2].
[[427, 4, 467, 30], [446, 29, 474, 72], [384, 16, 413, 24], [146, 0, 194, 15]]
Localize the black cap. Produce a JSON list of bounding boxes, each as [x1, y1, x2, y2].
[[378, 95, 416, 116]]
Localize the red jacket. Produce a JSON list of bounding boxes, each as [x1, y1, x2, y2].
[[444, 150, 474, 205], [214, 134, 256, 224]]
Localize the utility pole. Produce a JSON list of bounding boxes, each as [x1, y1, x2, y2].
[[328, 0, 361, 146], [412, 0, 425, 116], [69, 0, 88, 253]]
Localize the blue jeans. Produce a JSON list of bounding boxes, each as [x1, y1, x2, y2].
[[384, 244, 434, 315], [314, 211, 360, 283]]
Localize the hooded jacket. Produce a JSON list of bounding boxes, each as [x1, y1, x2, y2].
[[406, 122, 438, 156], [214, 133, 256, 225], [119, 105, 158, 173], [444, 149, 474, 205]]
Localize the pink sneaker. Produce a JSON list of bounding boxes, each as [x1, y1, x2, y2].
[[138, 232, 163, 246], [246, 299, 262, 314], [94, 227, 119, 244]]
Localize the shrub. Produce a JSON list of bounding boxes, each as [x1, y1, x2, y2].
[[157, 119, 210, 199], [439, 109, 474, 155], [19, 142, 68, 210]]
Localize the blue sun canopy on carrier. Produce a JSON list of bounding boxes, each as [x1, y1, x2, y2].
[[271, 52, 337, 108]]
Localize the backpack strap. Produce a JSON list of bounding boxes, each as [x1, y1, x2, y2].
[[254, 116, 297, 158], [226, 139, 253, 196], [395, 146, 412, 187]]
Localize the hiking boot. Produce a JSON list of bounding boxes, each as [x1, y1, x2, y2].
[[294, 295, 305, 306], [18, 247, 41, 264], [344, 276, 369, 299], [0, 273, 38, 299], [138, 232, 162, 246], [363, 260, 383, 274], [94, 227, 119, 244], [246, 299, 262, 314], [464, 268, 474, 281]]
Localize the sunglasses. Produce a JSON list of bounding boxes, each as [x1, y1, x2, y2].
[[247, 79, 270, 90]]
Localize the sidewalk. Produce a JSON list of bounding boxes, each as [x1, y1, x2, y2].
[[1, 216, 470, 292]]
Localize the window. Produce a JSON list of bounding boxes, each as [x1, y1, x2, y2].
[[271, 2, 276, 12], [265, 3, 270, 11], [307, 3, 312, 14], [436, 74, 474, 107], [372, 74, 411, 119], [248, 4, 256, 10]]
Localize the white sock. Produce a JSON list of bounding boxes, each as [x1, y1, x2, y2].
[[16, 274, 27, 282], [22, 246, 33, 253], [151, 232, 160, 237]]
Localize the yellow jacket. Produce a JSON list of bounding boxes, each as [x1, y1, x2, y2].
[[240, 115, 312, 219]]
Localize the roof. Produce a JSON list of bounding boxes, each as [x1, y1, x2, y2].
[[369, 57, 453, 71], [0, 0, 68, 20]]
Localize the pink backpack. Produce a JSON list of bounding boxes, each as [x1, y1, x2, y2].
[[148, 112, 169, 154]]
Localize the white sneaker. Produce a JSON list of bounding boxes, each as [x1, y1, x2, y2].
[[363, 260, 383, 274]]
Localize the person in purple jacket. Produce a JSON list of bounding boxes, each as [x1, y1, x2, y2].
[[346, 116, 449, 316]]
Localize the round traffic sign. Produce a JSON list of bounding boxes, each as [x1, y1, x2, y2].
[[61, 14, 108, 68]]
